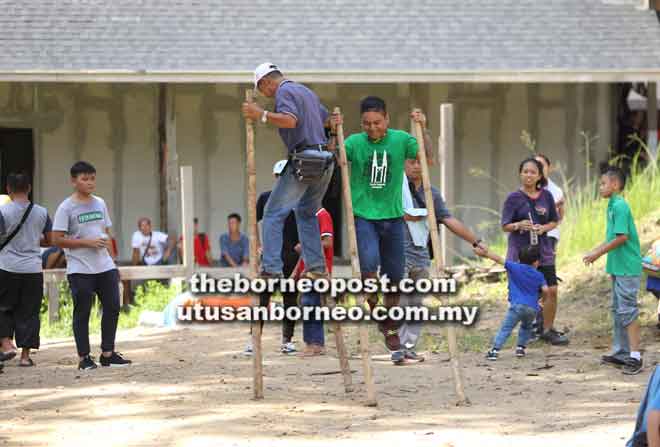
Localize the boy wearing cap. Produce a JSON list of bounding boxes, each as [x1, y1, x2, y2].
[[241, 63, 333, 280]]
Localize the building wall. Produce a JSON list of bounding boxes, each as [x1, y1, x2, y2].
[[0, 81, 614, 261]]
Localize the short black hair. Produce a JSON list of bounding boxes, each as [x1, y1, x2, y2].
[[602, 165, 626, 190], [519, 245, 541, 265], [6, 172, 31, 194], [227, 213, 242, 222], [193, 217, 199, 224], [70, 161, 96, 178], [360, 96, 387, 115]]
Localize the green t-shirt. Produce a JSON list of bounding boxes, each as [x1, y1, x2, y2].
[[344, 129, 418, 220], [605, 194, 642, 276]]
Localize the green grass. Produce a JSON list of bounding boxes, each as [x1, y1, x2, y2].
[[40, 280, 180, 338]]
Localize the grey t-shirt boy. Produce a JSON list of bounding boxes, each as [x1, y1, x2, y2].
[[53, 195, 116, 275], [0, 201, 51, 273]]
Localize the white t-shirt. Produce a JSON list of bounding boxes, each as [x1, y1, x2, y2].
[[546, 179, 564, 241], [52, 195, 115, 275], [132, 230, 169, 265]]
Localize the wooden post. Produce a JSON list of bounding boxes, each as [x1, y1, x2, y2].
[[335, 107, 377, 407], [165, 85, 180, 239], [180, 166, 194, 279], [47, 280, 60, 323], [413, 110, 470, 406], [439, 104, 455, 267], [648, 82, 658, 158], [326, 297, 353, 393], [245, 90, 264, 400]]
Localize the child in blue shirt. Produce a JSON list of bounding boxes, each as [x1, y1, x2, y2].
[[475, 244, 549, 360]]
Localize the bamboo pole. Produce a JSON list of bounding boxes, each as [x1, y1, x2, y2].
[[327, 297, 353, 393], [245, 89, 263, 400], [334, 107, 377, 407], [412, 110, 470, 406]]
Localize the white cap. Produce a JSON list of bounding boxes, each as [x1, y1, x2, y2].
[[273, 159, 288, 176], [254, 62, 280, 87]]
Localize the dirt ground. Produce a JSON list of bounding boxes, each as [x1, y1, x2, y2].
[[0, 317, 655, 447], [3, 214, 659, 447]]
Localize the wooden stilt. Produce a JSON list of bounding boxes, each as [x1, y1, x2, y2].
[[334, 107, 377, 407], [245, 89, 263, 400], [412, 110, 470, 406]]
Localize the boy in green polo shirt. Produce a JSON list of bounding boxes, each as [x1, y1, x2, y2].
[[583, 166, 642, 375], [331, 96, 425, 364]]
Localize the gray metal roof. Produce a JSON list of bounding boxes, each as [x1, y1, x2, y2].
[[1, 0, 660, 82]]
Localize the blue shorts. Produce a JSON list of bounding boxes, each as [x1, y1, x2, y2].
[[355, 217, 405, 283]]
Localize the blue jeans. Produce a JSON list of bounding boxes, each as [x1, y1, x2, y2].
[[493, 303, 537, 350], [610, 275, 640, 360], [301, 292, 324, 346], [262, 162, 334, 275], [355, 217, 405, 282]]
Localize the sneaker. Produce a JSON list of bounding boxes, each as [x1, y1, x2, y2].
[[78, 355, 98, 370], [404, 350, 425, 363], [622, 357, 643, 375], [243, 343, 253, 356], [99, 352, 132, 367], [391, 350, 405, 365], [280, 341, 297, 355], [515, 346, 526, 358], [384, 328, 401, 352], [486, 349, 499, 361], [540, 328, 569, 346], [601, 354, 626, 367]]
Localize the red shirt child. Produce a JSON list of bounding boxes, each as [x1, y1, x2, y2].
[[293, 208, 333, 277]]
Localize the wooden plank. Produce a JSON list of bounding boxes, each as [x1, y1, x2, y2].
[[244, 89, 264, 401], [335, 106, 377, 407], [413, 110, 470, 406]]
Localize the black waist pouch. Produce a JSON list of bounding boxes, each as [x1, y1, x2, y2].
[[290, 149, 335, 184]]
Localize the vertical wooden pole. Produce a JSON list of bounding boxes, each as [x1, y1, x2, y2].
[[439, 104, 455, 267], [648, 82, 658, 158], [180, 166, 194, 280], [47, 278, 60, 323], [335, 107, 377, 407], [327, 297, 353, 393], [412, 110, 469, 406], [165, 85, 180, 238], [245, 90, 264, 400]]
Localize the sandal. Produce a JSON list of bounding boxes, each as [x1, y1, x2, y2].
[[0, 350, 17, 362], [19, 358, 35, 367]]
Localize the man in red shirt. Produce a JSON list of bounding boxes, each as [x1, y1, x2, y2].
[[293, 208, 333, 356], [177, 218, 212, 266]]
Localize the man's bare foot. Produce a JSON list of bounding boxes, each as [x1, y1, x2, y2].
[[299, 344, 325, 357]]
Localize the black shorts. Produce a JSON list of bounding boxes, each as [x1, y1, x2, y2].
[[0, 269, 43, 348], [538, 265, 558, 287]]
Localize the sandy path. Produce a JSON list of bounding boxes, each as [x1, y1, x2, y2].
[[0, 321, 652, 447]]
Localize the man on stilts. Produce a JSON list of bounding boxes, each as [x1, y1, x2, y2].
[[241, 63, 334, 280]]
